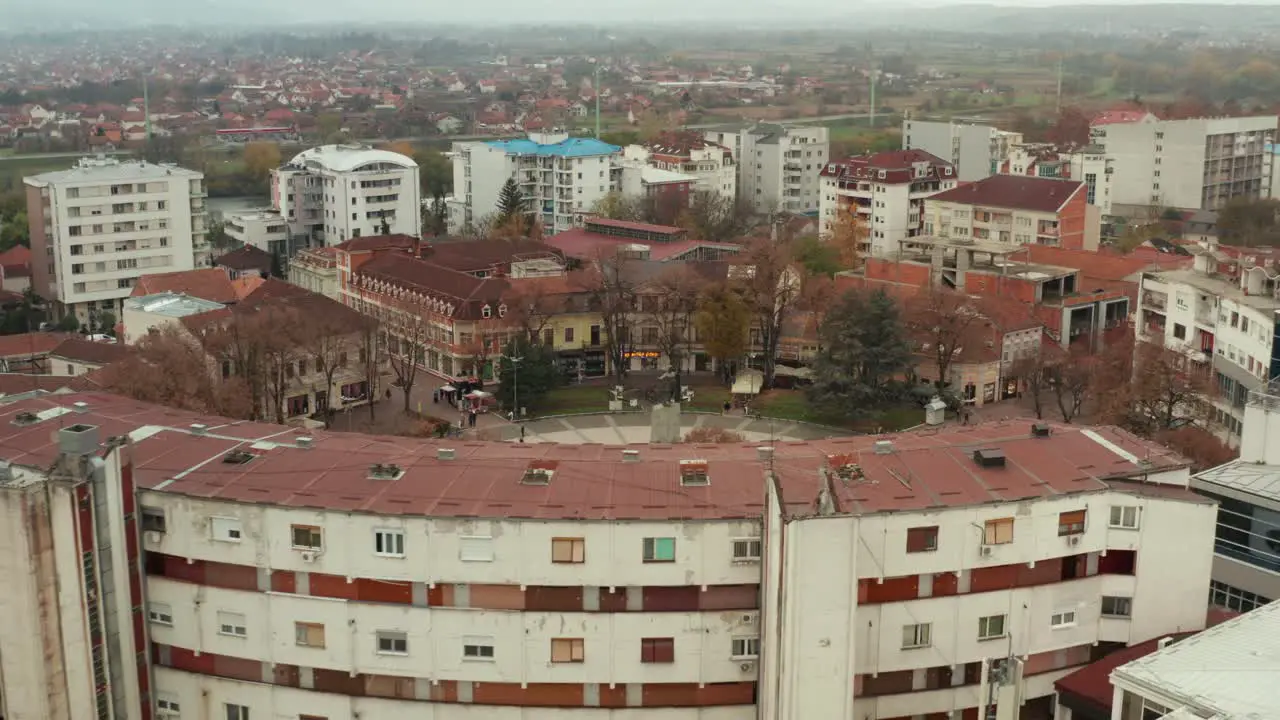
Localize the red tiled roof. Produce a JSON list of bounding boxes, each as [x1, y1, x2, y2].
[[0, 393, 1199, 521], [358, 254, 508, 319], [0, 372, 83, 395], [214, 245, 273, 272], [49, 337, 131, 366], [132, 268, 238, 305], [0, 245, 32, 271], [426, 239, 563, 274], [584, 217, 686, 235], [1054, 634, 1192, 712], [333, 233, 420, 253], [1023, 246, 1154, 282], [821, 149, 954, 185], [0, 332, 75, 358], [928, 174, 1084, 214]]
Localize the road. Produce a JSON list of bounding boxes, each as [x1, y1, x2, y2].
[[683, 112, 876, 130]]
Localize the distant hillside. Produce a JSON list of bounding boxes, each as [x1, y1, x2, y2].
[[852, 3, 1280, 33]]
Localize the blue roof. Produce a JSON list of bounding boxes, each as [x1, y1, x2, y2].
[[484, 137, 620, 158]]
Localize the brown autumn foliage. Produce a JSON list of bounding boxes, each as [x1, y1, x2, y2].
[[683, 427, 745, 444], [1155, 427, 1237, 472], [99, 325, 255, 419]]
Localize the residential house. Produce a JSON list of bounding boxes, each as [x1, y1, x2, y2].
[[924, 174, 1100, 252], [47, 336, 129, 377], [214, 245, 274, 279]]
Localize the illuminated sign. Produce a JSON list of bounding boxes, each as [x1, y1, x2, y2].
[[623, 351, 660, 358]]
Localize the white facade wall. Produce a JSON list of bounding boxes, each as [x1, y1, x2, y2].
[[622, 145, 736, 201], [709, 126, 828, 214], [903, 120, 1006, 182], [821, 176, 957, 257], [275, 146, 421, 247], [224, 211, 289, 255], [1068, 150, 1114, 216]]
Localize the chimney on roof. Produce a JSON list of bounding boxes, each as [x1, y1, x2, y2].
[[190, 423, 207, 435], [438, 448, 456, 460], [295, 437, 313, 449], [973, 448, 1007, 468], [1031, 423, 1051, 438], [757, 446, 774, 462], [58, 424, 100, 457], [873, 440, 894, 455], [1157, 636, 1174, 649], [72, 401, 89, 414], [622, 449, 640, 463]]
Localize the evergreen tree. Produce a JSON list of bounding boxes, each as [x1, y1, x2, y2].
[[496, 335, 560, 417], [495, 178, 528, 226], [807, 289, 912, 419]]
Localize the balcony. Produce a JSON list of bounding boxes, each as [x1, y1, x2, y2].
[[1142, 292, 1168, 310]]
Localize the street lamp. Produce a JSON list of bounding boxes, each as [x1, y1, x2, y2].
[[502, 354, 523, 421]]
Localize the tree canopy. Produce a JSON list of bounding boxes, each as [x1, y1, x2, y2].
[[496, 335, 560, 416], [807, 289, 912, 419]]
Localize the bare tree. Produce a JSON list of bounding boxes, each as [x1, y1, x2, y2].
[[586, 250, 637, 382], [1104, 340, 1214, 435], [647, 265, 701, 401], [1010, 352, 1051, 420], [300, 309, 371, 427], [463, 314, 509, 382], [678, 191, 754, 242], [505, 279, 564, 344], [1051, 345, 1099, 424], [385, 297, 431, 413], [903, 288, 989, 392], [100, 325, 253, 419], [737, 239, 800, 389]]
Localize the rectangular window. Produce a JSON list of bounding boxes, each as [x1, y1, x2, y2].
[[902, 623, 932, 649], [1102, 596, 1133, 618], [641, 637, 676, 663], [148, 602, 173, 626], [460, 535, 494, 562], [156, 694, 180, 716], [983, 518, 1014, 545], [291, 524, 323, 550], [732, 538, 762, 562], [224, 704, 249, 720], [211, 516, 242, 543], [217, 611, 247, 638], [564, 327, 574, 343], [551, 537, 586, 563], [1109, 505, 1139, 529], [1051, 610, 1077, 628], [551, 638, 585, 663], [643, 536, 676, 562], [141, 506, 167, 533], [731, 636, 760, 659], [295, 622, 326, 648], [906, 526, 939, 553], [376, 630, 409, 655], [463, 636, 495, 660], [374, 529, 405, 557], [1058, 510, 1087, 536], [978, 614, 1006, 640]]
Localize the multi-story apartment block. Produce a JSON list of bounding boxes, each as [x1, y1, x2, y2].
[[703, 123, 829, 214], [24, 157, 207, 325], [0, 392, 1216, 720], [1091, 115, 1277, 213], [819, 150, 957, 257], [924, 174, 1100, 251], [1192, 383, 1280, 615], [623, 131, 737, 201], [448, 133, 621, 236], [224, 208, 289, 256], [272, 144, 422, 249], [1138, 252, 1280, 446], [1003, 143, 1115, 216], [902, 118, 1023, 181]]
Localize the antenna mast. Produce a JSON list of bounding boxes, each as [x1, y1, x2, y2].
[[143, 74, 152, 143]]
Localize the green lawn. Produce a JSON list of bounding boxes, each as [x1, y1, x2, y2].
[[751, 389, 924, 433], [532, 382, 731, 417]]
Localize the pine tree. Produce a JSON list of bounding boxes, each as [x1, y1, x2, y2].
[[496, 178, 528, 225], [807, 289, 912, 419]]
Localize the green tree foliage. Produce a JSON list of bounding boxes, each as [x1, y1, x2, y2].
[[414, 149, 454, 198], [792, 235, 842, 277], [1217, 197, 1280, 246], [496, 178, 529, 226], [424, 195, 449, 237], [496, 335, 560, 415], [694, 284, 750, 379], [807, 289, 912, 419]]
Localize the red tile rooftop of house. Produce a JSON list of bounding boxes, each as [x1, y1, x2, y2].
[[0, 393, 1200, 521], [928, 174, 1084, 214]]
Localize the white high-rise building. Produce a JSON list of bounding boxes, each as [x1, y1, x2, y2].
[[902, 118, 1023, 182], [447, 132, 621, 236], [703, 123, 829, 214], [622, 132, 736, 201], [819, 149, 958, 257], [25, 157, 207, 326], [1092, 115, 1277, 213]]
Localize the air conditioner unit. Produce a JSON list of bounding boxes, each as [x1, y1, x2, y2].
[[739, 661, 756, 672], [144, 531, 162, 545], [979, 545, 993, 557], [300, 551, 319, 563], [1067, 536, 1081, 546]]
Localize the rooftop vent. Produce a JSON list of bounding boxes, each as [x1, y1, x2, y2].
[[438, 448, 456, 460], [1031, 423, 1051, 438], [190, 423, 208, 435], [369, 463, 404, 480], [59, 424, 100, 456], [72, 401, 89, 414], [293, 437, 313, 449], [972, 448, 1007, 468], [680, 459, 710, 487], [1157, 636, 1174, 649], [873, 440, 894, 455], [12, 411, 39, 426], [757, 446, 774, 462], [222, 450, 256, 465], [622, 449, 640, 463], [522, 460, 558, 485]]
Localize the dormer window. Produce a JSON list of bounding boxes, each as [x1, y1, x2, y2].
[[481, 304, 493, 319], [877, 170, 886, 179], [498, 304, 507, 318], [679, 459, 709, 486]]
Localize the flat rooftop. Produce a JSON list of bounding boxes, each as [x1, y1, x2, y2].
[[25, 158, 201, 185], [1147, 268, 1280, 313], [124, 292, 226, 318], [1112, 599, 1280, 720], [0, 393, 1201, 522], [900, 235, 1033, 256]]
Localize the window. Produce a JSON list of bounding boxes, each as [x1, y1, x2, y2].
[[1050, 610, 1077, 628], [643, 537, 676, 562], [551, 537, 585, 563], [148, 602, 173, 626], [1110, 505, 1139, 529], [564, 327, 574, 343], [731, 636, 760, 658], [460, 535, 494, 562], [463, 636, 495, 660], [902, 623, 932, 649], [641, 637, 675, 663], [376, 630, 409, 655], [224, 704, 249, 720], [551, 638, 585, 663], [1101, 596, 1132, 618], [374, 529, 405, 557], [1173, 323, 1186, 340], [217, 611, 247, 638], [732, 538, 762, 562], [295, 622, 326, 648], [978, 614, 1006, 640], [983, 518, 1014, 545], [291, 524, 323, 550], [211, 516, 242, 543], [141, 506, 167, 532], [1058, 510, 1087, 536], [906, 526, 938, 553], [156, 694, 180, 716]]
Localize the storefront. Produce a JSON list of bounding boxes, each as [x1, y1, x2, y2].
[[625, 350, 661, 372]]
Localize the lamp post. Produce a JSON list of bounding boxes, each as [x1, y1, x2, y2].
[[503, 353, 523, 421]]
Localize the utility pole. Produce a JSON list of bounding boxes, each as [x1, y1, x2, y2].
[[503, 353, 523, 421], [142, 74, 152, 143], [1055, 55, 1064, 115]]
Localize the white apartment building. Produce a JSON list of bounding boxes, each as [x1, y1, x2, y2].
[[703, 123, 829, 214], [448, 133, 621, 236], [902, 118, 1022, 182], [273, 144, 422, 249], [0, 391, 1217, 720], [223, 208, 289, 256], [819, 149, 958, 257], [1138, 252, 1280, 446], [1092, 115, 1277, 213], [1004, 143, 1115, 216], [623, 134, 736, 201], [24, 157, 207, 325]]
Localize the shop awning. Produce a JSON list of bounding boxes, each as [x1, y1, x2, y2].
[[731, 369, 764, 395]]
